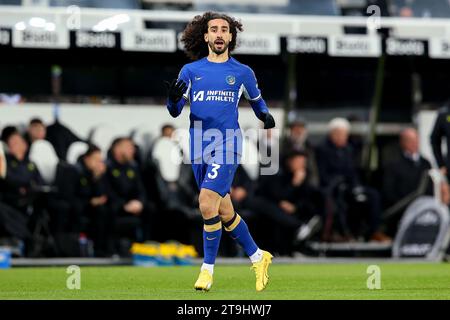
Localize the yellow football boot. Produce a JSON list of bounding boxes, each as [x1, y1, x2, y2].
[[194, 269, 213, 292], [251, 250, 273, 292]]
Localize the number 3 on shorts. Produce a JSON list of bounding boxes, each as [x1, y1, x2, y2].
[[207, 163, 221, 179]]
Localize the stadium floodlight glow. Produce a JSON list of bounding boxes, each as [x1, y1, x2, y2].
[[15, 21, 26, 31], [92, 14, 130, 32], [29, 17, 47, 28], [110, 14, 130, 25], [45, 22, 56, 32]]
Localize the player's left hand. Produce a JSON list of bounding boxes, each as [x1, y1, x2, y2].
[[263, 112, 275, 129]]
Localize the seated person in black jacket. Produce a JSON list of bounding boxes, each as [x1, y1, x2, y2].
[[75, 145, 112, 256], [256, 151, 323, 255], [106, 137, 154, 242], [51, 144, 113, 256], [0, 127, 46, 255], [383, 128, 437, 236], [316, 118, 390, 242], [0, 126, 45, 216]]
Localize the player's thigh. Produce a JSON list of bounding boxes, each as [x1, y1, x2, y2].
[[198, 188, 222, 219], [201, 162, 238, 198], [218, 194, 235, 222]]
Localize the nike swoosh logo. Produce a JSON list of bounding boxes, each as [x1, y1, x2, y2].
[[195, 76, 202, 81], [206, 237, 217, 240]]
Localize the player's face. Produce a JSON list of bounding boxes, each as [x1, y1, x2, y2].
[[205, 19, 232, 55]]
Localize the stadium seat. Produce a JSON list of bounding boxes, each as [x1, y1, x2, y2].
[[287, 0, 339, 16], [0, 0, 21, 5], [195, 0, 339, 15], [172, 129, 190, 163], [28, 140, 59, 184], [150, 136, 200, 218], [49, 0, 91, 7], [66, 141, 89, 165], [151, 136, 182, 183], [241, 136, 260, 181], [91, 0, 140, 9], [88, 124, 124, 156], [49, 0, 140, 9], [130, 126, 155, 163], [391, 0, 450, 18]]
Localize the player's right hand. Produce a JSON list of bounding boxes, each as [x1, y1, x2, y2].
[[164, 79, 187, 103]]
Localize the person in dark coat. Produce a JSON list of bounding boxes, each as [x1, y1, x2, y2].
[[384, 128, 433, 206], [0, 127, 46, 255], [280, 117, 319, 187], [106, 137, 155, 242], [383, 128, 436, 236], [75, 145, 112, 256], [51, 144, 114, 256], [430, 102, 450, 180], [0, 127, 45, 215], [316, 118, 390, 242], [256, 151, 323, 255]]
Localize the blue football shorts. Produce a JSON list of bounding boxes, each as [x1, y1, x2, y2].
[[191, 161, 239, 197]]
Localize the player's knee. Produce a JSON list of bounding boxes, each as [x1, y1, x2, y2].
[[199, 193, 218, 218], [219, 210, 234, 224], [199, 201, 216, 218]]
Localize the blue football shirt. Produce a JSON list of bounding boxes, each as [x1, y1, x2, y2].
[[167, 56, 269, 163]]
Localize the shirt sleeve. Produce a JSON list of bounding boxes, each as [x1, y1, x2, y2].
[[167, 65, 191, 118], [242, 66, 269, 121], [430, 112, 445, 168]]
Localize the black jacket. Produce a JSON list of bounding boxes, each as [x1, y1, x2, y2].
[[53, 161, 109, 209], [106, 158, 147, 212], [316, 138, 359, 188], [0, 153, 45, 207], [259, 169, 322, 219], [430, 106, 450, 170], [383, 152, 432, 207]]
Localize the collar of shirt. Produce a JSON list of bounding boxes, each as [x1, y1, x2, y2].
[[403, 151, 420, 162]]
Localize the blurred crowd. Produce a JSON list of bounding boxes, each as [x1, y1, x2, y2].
[[0, 113, 448, 258]]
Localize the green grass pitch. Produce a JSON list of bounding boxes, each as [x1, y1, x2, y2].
[[0, 263, 449, 300]]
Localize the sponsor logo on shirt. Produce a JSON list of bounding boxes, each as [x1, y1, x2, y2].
[[192, 90, 235, 102]]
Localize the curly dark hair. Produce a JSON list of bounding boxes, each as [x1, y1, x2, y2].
[[181, 11, 243, 60]]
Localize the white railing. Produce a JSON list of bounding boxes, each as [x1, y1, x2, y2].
[[0, 6, 449, 56], [0, 5, 449, 34]]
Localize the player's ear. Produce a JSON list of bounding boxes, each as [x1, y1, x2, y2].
[[204, 33, 208, 43]]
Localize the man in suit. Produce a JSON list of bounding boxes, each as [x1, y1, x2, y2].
[[383, 128, 441, 236]]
